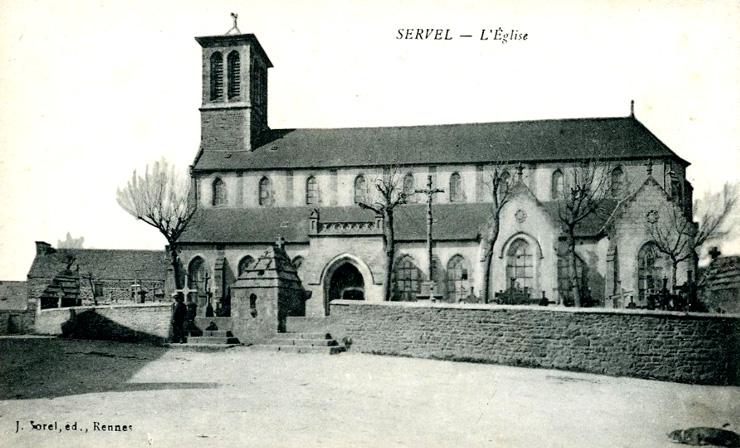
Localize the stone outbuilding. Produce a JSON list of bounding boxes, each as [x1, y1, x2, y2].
[[230, 238, 310, 344]]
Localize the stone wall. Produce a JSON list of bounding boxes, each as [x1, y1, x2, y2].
[[35, 303, 172, 344], [0, 310, 35, 335], [328, 301, 740, 385]]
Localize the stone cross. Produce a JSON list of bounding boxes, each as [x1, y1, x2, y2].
[[516, 163, 525, 179], [173, 285, 194, 299], [645, 158, 653, 176], [227, 12, 241, 34], [415, 175, 445, 281], [204, 272, 211, 294]]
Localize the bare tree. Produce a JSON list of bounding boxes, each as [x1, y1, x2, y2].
[[479, 165, 514, 302], [648, 182, 738, 287], [116, 158, 196, 291], [694, 182, 739, 258], [357, 168, 410, 302], [556, 159, 615, 307]]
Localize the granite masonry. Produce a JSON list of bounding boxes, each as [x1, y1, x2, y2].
[[327, 301, 740, 385], [35, 303, 173, 344]]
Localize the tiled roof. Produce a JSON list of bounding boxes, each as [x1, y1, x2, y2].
[[179, 201, 614, 245], [193, 116, 687, 171], [27, 249, 170, 281], [702, 256, 740, 292]]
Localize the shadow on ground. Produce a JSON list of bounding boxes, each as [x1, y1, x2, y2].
[[0, 338, 218, 400]]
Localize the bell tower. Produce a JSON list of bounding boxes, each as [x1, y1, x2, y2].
[[195, 31, 272, 152]]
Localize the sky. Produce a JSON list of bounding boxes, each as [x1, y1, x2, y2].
[[1, 0, 739, 280]]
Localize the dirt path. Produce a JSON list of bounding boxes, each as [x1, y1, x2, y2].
[[1, 338, 738, 447]]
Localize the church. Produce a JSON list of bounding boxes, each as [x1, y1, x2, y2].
[[177, 31, 695, 318]]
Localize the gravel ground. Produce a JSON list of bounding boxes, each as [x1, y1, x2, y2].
[[1, 337, 739, 448]]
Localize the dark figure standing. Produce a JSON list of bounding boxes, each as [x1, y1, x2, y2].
[[172, 294, 187, 343]]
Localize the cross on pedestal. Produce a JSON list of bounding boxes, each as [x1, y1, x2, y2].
[[415, 175, 445, 285]]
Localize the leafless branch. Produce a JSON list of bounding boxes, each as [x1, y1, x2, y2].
[[116, 158, 197, 246]]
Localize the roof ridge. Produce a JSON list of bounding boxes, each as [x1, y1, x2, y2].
[[259, 115, 632, 133]]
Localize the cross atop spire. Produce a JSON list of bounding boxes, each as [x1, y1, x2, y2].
[[516, 163, 525, 179], [226, 12, 241, 35]]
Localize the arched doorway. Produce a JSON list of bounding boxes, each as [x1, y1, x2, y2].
[[325, 262, 365, 315]]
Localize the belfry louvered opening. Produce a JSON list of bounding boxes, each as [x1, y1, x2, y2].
[[227, 51, 241, 99], [210, 52, 224, 101]]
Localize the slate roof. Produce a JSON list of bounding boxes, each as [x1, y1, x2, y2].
[[0, 280, 27, 310], [27, 248, 170, 281], [193, 116, 688, 172], [179, 201, 616, 245]]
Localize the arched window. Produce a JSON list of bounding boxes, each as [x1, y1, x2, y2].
[[393, 256, 422, 301], [238, 256, 254, 276], [188, 257, 207, 299], [259, 177, 273, 206], [227, 51, 241, 99], [306, 176, 319, 205], [611, 167, 624, 197], [551, 169, 564, 200], [446, 255, 470, 302], [638, 242, 667, 301], [209, 52, 224, 101], [354, 175, 367, 204], [403, 173, 415, 202], [506, 239, 533, 292], [212, 178, 227, 207], [449, 172, 463, 202]]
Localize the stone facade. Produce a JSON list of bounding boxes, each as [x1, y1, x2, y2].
[[178, 30, 696, 316], [328, 300, 740, 385], [230, 240, 309, 343]]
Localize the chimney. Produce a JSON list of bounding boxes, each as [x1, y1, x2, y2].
[[35, 241, 55, 255]]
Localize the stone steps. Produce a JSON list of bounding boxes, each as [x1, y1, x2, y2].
[[251, 344, 346, 355], [251, 332, 345, 354], [186, 336, 240, 345], [201, 330, 233, 338], [167, 343, 241, 352]]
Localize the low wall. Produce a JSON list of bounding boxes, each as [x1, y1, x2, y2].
[[35, 303, 172, 344], [0, 310, 35, 335], [328, 301, 740, 385]]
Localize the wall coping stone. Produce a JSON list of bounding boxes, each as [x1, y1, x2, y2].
[[37, 303, 172, 313], [330, 300, 740, 320]]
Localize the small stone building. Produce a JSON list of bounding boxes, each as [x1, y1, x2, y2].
[[700, 255, 740, 313], [230, 238, 309, 344], [28, 242, 172, 309]]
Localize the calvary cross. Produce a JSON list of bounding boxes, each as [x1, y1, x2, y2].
[[415, 175, 444, 281]]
